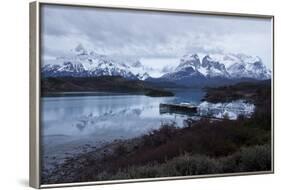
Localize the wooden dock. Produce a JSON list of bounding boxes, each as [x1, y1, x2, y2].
[[159, 103, 198, 114]]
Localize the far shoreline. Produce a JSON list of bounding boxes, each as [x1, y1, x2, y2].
[[41, 90, 174, 98]]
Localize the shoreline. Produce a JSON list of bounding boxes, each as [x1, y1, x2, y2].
[[42, 90, 174, 98], [41, 91, 144, 97]]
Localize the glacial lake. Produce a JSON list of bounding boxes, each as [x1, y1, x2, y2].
[[40, 89, 203, 170], [41, 89, 204, 135], [40, 89, 255, 172]]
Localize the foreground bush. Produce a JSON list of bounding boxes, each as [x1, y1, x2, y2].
[[97, 144, 271, 180], [42, 119, 271, 184], [119, 120, 270, 168]]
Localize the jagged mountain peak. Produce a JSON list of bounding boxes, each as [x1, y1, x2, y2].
[[176, 53, 201, 71], [225, 53, 270, 80], [42, 44, 152, 80], [202, 54, 211, 61], [42, 45, 139, 80], [201, 54, 229, 78], [161, 52, 271, 84]]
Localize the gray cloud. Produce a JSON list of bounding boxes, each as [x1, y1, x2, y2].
[[41, 4, 273, 68]]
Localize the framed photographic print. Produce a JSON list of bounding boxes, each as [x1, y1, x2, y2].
[[29, 1, 274, 188]]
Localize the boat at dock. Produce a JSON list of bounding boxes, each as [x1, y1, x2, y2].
[[159, 102, 198, 114]]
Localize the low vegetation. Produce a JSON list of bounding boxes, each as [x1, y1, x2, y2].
[[97, 144, 271, 180], [203, 80, 271, 104], [43, 117, 271, 184]]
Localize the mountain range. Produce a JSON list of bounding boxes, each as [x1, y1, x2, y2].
[[42, 45, 149, 80], [42, 45, 271, 87], [158, 53, 271, 86]]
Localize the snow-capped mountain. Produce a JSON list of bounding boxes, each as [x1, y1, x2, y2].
[[176, 54, 201, 71], [42, 44, 271, 84], [227, 54, 271, 79], [201, 55, 230, 78], [161, 53, 271, 84], [42, 45, 149, 80], [160, 54, 205, 84]]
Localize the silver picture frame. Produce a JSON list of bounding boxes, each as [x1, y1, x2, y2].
[[30, 1, 275, 188]]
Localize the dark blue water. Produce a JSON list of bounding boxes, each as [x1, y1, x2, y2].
[[172, 88, 205, 104]]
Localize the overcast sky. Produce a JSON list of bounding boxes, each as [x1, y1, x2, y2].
[[41, 4, 273, 68]]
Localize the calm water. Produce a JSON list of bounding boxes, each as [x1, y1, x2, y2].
[[41, 89, 205, 170]]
